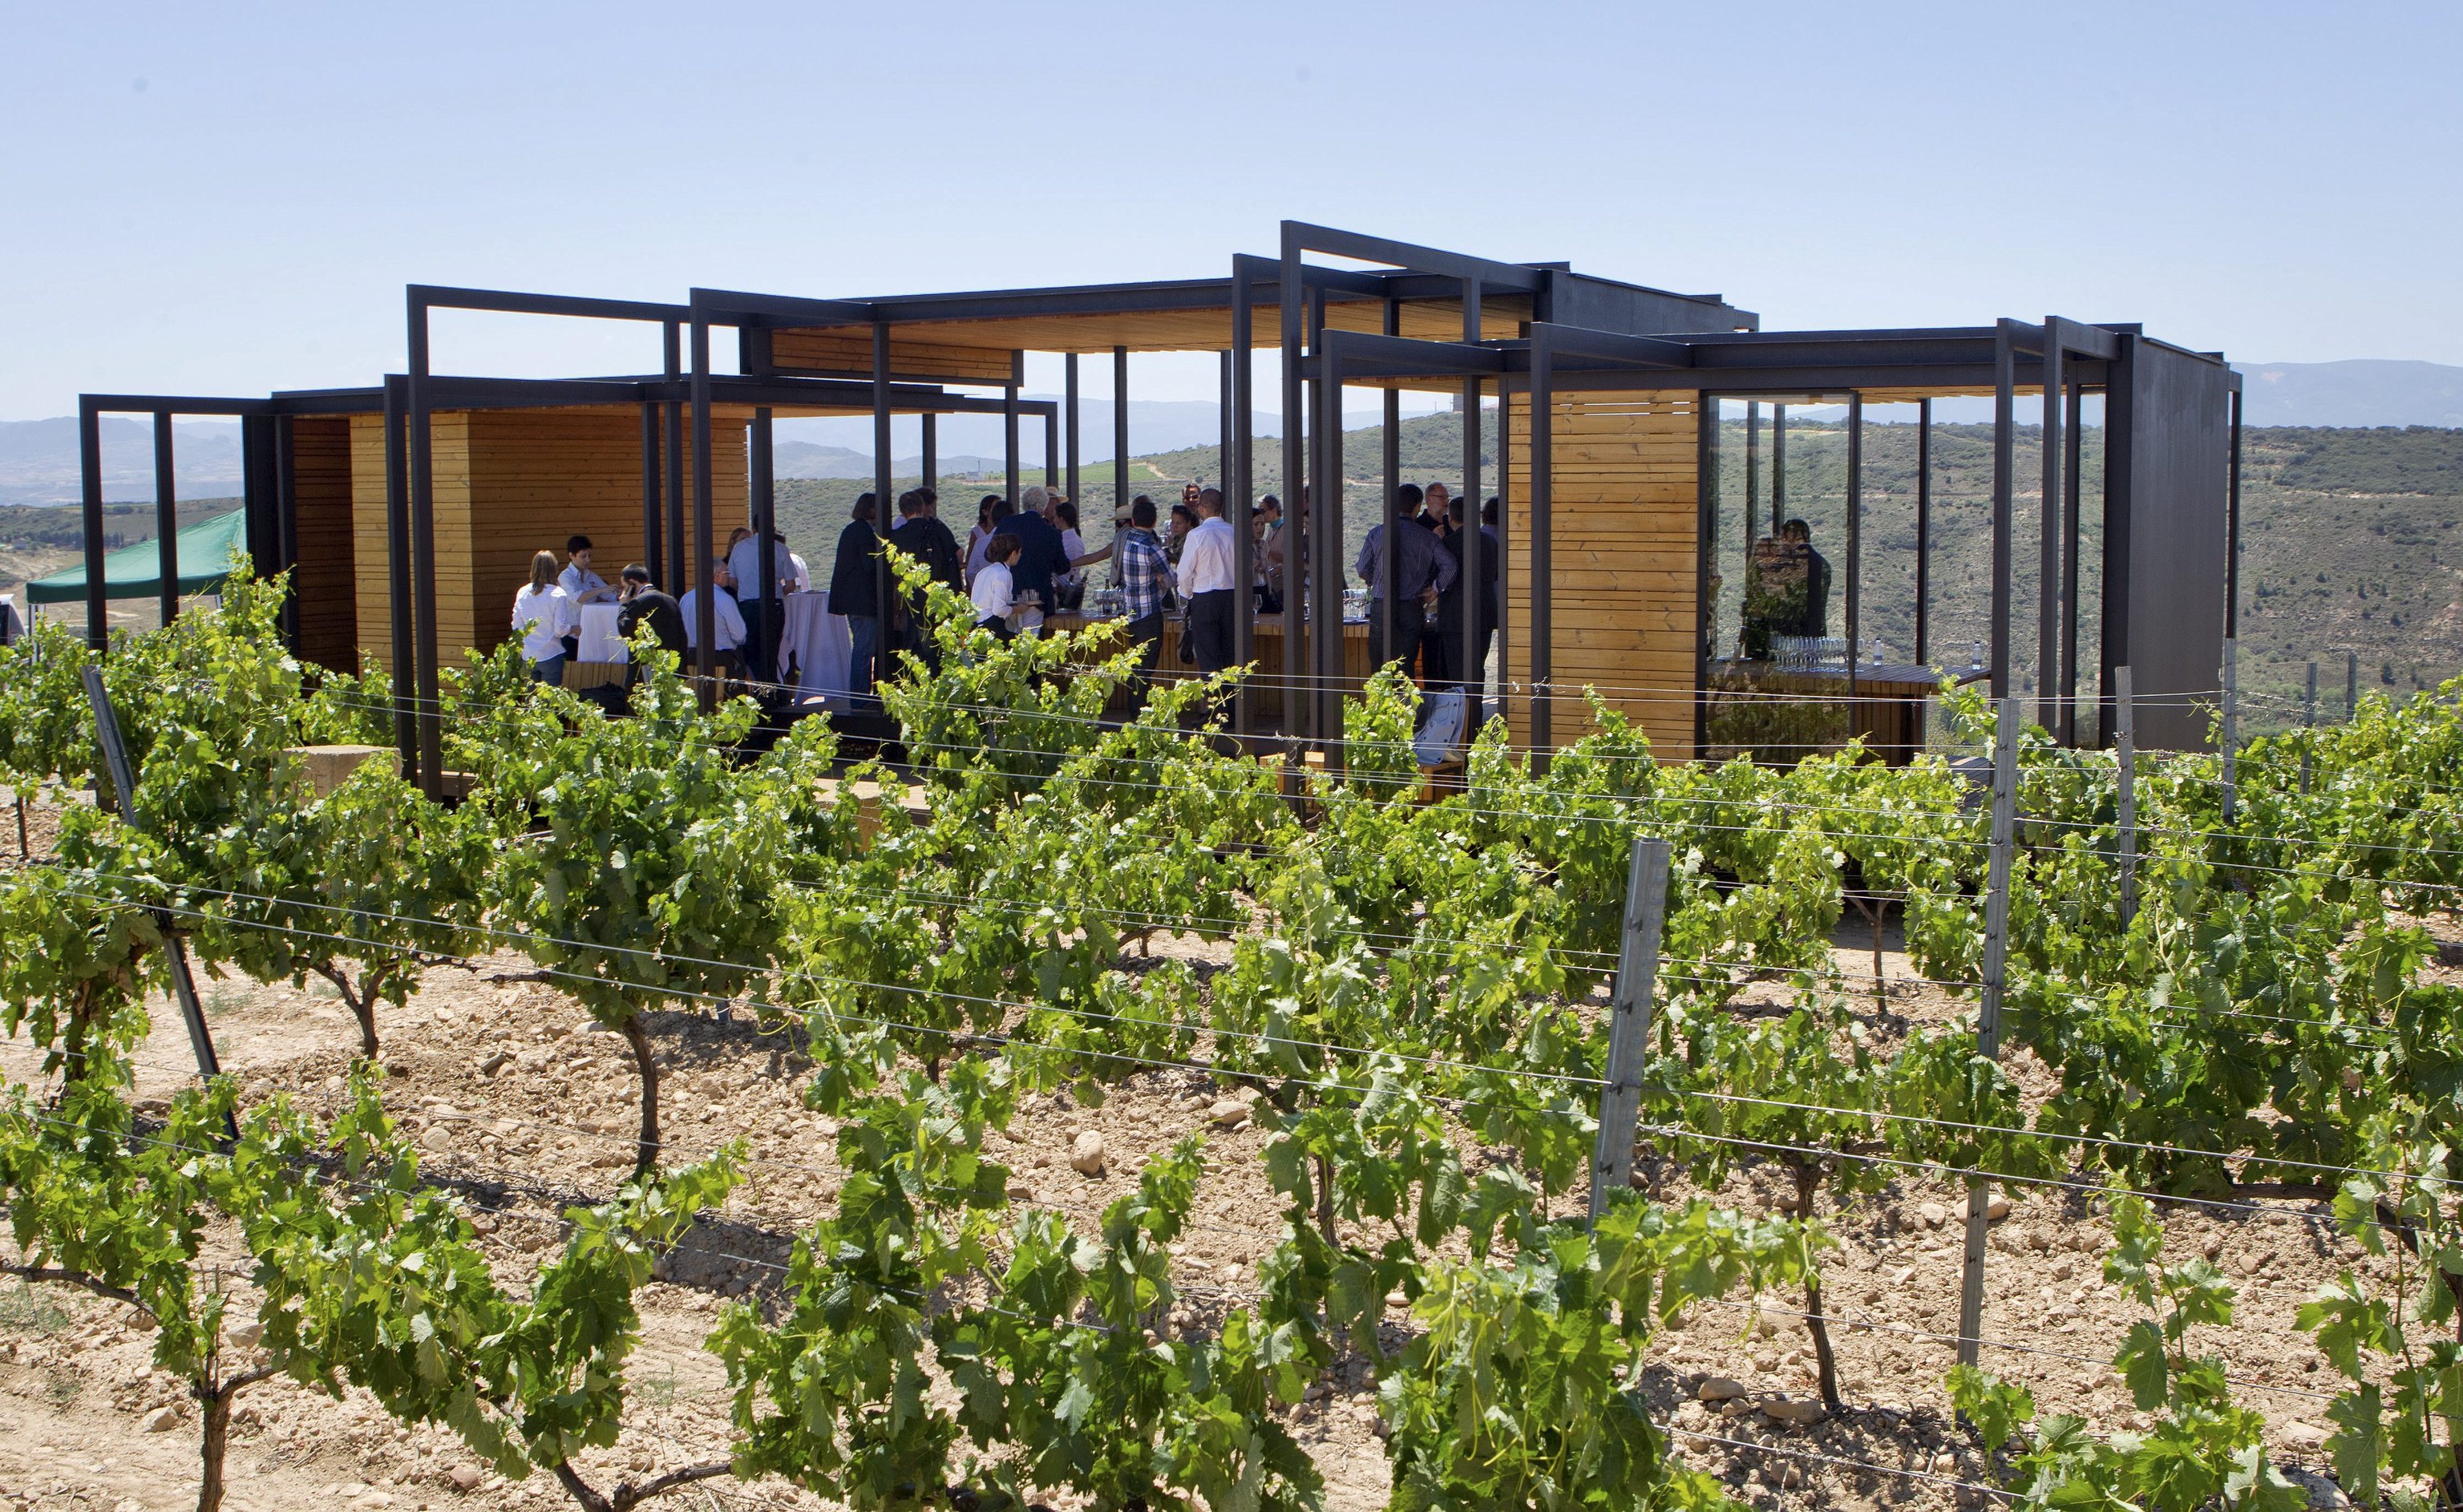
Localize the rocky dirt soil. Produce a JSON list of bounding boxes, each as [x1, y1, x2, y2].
[[3, 907, 2448, 1512]]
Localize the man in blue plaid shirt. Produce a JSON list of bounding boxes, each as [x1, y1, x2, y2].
[[1111, 495, 1175, 704]]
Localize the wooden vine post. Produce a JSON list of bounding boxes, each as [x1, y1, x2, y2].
[[1956, 697, 2021, 1367], [1589, 835, 1668, 1229]]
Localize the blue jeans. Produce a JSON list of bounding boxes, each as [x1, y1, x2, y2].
[[847, 614, 879, 707], [531, 654, 567, 685]]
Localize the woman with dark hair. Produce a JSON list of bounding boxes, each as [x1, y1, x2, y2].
[[1051, 499, 1110, 609], [964, 495, 1001, 589]]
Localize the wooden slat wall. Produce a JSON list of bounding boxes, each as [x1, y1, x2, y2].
[[347, 410, 745, 673], [288, 416, 358, 673], [1502, 390, 1700, 759]]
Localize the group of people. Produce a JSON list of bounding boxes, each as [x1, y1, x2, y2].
[[510, 534, 695, 686], [1356, 482, 1502, 730], [507, 475, 1501, 730]]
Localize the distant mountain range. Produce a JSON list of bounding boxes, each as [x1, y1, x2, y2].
[[4, 362, 2458, 504], [2236, 359, 2463, 428]]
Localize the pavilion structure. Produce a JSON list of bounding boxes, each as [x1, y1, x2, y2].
[[75, 223, 2242, 796]]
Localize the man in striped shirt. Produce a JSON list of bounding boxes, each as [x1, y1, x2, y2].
[[1111, 495, 1174, 703]]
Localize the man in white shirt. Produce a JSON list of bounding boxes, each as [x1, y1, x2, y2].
[[556, 534, 614, 661], [726, 528, 795, 681], [681, 562, 750, 673], [1179, 488, 1240, 679]]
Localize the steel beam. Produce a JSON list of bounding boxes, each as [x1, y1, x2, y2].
[[408, 283, 686, 325], [1279, 220, 1546, 293]]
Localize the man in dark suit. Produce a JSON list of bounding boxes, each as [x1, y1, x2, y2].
[[1433, 499, 1500, 731], [614, 564, 687, 656], [828, 494, 884, 704], [889, 487, 965, 669]]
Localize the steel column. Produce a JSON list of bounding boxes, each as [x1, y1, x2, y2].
[[1318, 338, 1345, 754], [748, 406, 773, 672], [923, 413, 938, 496], [1695, 398, 1719, 754], [152, 413, 179, 629], [2061, 379, 2084, 744], [663, 321, 685, 611], [2226, 386, 2243, 638], [2038, 330, 2065, 732], [273, 414, 299, 649], [1004, 375, 1021, 505], [640, 402, 663, 585], [1044, 410, 1058, 489], [1113, 346, 1130, 527], [1915, 398, 1931, 666], [1744, 401, 1762, 556], [406, 303, 443, 798], [1531, 334, 1555, 762], [1990, 325, 2017, 701], [79, 401, 106, 651], [382, 377, 416, 780], [1278, 239, 1307, 740], [693, 317, 718, 703], [1230, 265, 1256, 734], [1381, 297, 1401, 697], [872, 323, 892, 703], [1845, 394, 1862, 700], [1495, 377, 1512, 738], [1462, 277, 1484, 730], [1063, 353, 1078, 515], [1772, 403, 1788, 524]]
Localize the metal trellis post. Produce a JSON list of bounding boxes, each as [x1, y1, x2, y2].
[[2116, 666, 2138, 929], [1956, 696, 2021, 1367], [1590, 835, 1669, 1228], [83, 666, 233, 1136], [2221, 638, 2239, 823], [2302, 661, 2317, 794]]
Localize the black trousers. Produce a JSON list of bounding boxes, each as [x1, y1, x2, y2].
[[1366, 603, 1422, 682], [1122, 611, 1164, 710], [1185, 591, 1236, 676], [1430, 621, 1496, 730]]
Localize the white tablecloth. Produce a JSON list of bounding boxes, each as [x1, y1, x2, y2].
[[776, 590, 850, 705], [576, 603, 628, 664]]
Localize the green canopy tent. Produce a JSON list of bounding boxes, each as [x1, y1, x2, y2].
[[25, 508, 249, 606]]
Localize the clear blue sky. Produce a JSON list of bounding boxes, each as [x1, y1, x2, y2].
[[2, 2, 2456, 419]]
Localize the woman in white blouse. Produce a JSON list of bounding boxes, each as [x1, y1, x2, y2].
[[512, 550, 576, 684]]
